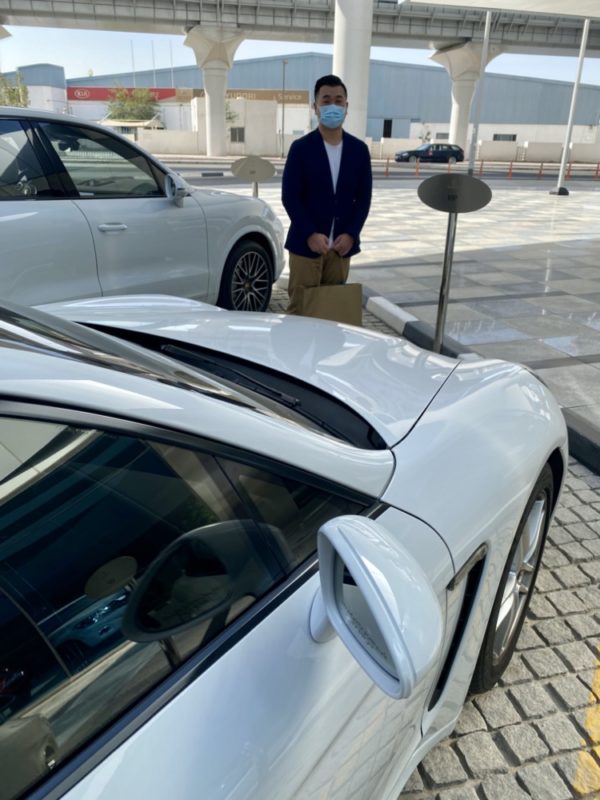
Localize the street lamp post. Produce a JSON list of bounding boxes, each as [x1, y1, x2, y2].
[[281, 59, 288, 158]]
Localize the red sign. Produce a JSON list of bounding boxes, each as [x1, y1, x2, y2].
[[67, 87, 177, 102]]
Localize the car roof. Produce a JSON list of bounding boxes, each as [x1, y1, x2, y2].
[[0, 107, 161, 161], [0, 106, 102, 126], [0, 302, 395, 496]]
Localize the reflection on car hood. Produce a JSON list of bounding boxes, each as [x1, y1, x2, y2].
[[39, 295, 459, 446]]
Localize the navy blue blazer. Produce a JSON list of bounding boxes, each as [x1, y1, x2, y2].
[[282, 128, 372, 259]]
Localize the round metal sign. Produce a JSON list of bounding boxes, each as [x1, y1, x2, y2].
[[417, 174, 492, 214], [231, 155, 276, 182], [84, 556, 138, 599]]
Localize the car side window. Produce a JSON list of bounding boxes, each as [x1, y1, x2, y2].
[[0, 594, 65, 799], [39, 121, 164, 199], [0, 120, 52, 199], [0, 417, 311, 799], [218, 458, 367, 568]]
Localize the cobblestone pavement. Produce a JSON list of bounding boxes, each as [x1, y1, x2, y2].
[[269, 287, 600, 800], [399, 460, 600, 800]]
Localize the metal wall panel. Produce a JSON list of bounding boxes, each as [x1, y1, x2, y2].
[[6, 63, 66, 89], [65, 52, 600, 126]]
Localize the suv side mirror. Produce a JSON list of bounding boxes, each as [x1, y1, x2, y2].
[[311, 515, 443, 699], [165, 172, 190, 207]]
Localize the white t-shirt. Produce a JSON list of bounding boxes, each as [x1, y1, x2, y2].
[[324, 139, 343, 246]]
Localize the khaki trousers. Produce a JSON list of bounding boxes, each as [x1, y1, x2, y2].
[[287, 250, 350, 315]]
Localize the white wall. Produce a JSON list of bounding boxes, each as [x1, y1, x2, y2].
[[27, 85, 68, 114], [571, 143, 600, 163], [192, 96, 280, 156], [477, 123, 598, 144], [373, 138, 421, 158], [522, 142, 563, 162], [410, 121, 600, 146], [68, 100, 108, 122], [478, 141, 519, 161], [276, 105, 310, 135], [160, 103, 192, 131], [138, 129, 203, 155], [409, 122, 447, 142]]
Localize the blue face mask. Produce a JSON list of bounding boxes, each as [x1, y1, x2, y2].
[[318, 104, 346, 129]]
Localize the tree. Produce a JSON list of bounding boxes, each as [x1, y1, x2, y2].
[[0, 72, 29, 107], [106, 85, 159, 121]]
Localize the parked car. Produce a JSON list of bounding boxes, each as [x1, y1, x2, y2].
[[0, 295, 567, 800], [0, 108, 284, 311], [395, 143, 465, 163], [49, 591, 130, 669]]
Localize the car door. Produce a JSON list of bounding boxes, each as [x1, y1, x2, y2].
[[0, 411, 451, 800], [0, 118, 101, 305], [36, 120, 210, 300]]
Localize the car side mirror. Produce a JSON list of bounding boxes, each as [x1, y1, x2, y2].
[[121, 520, 289, 643], [310, 515, 443, 699], [165, 172, 189, 207]]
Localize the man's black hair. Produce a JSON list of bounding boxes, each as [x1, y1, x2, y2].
[[314, 74, 347, 100]]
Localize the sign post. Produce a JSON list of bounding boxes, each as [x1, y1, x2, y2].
[[231, 156, 276, 198], [417, 174, 492, 353]]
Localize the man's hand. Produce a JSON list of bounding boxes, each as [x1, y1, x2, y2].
[[307, 232, 330, 255], [333, 233, 354, 257]]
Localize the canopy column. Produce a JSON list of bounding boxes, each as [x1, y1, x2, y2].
[[184, 26, 245, 156]]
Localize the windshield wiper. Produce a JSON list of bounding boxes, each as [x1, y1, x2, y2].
[[161, 344, 301, 409]]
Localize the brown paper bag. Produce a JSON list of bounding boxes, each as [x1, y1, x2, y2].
[[296, 284, 363, 326]]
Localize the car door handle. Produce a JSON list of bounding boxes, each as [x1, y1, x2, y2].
[[98, 223, 128, 233]]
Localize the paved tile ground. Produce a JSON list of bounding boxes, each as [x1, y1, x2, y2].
[[397, 458, 600, 800], [259, 182, 600, 436], [270, 285, 600, 800]]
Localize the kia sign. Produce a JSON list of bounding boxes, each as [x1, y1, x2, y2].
[[67, 87, 177, 101]]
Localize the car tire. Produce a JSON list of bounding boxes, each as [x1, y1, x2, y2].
[[448, 156, 457, 164], [470, 464, 554, 693], [408, 155, 417, 163], [217, 240, 273, 312]]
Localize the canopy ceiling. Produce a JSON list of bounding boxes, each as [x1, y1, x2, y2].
[[410, 1, 600, 20]]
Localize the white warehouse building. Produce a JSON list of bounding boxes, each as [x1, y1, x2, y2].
[[6, 53, 600, 159]]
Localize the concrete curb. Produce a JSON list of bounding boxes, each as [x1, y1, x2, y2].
[[366, 295, 473, 358], [365, 293, 600, 475]]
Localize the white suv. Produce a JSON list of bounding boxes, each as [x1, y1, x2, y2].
[[0, 107, 284, 311]]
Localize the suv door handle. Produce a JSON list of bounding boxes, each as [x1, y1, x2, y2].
[[98, 223, 128, 233]]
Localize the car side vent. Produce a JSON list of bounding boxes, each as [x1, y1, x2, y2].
[[428, 546, 487, 710]]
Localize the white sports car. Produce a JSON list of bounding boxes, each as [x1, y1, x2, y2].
[[0, 108, 284, 311], [0, 296, 567, 800]]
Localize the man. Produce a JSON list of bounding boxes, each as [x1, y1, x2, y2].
[[282, 74, 372, 314]]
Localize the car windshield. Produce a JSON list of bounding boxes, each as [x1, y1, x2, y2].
[[0, 303, 385, 450], [0, 302, 263, 415], [82, 325, 387, 451]]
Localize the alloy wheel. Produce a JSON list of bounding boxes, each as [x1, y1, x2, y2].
[[491, 493, 548, 664], [231, 249, 272, 311]]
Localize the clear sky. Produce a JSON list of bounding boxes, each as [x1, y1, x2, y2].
[[2, 25, 600, 86]]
